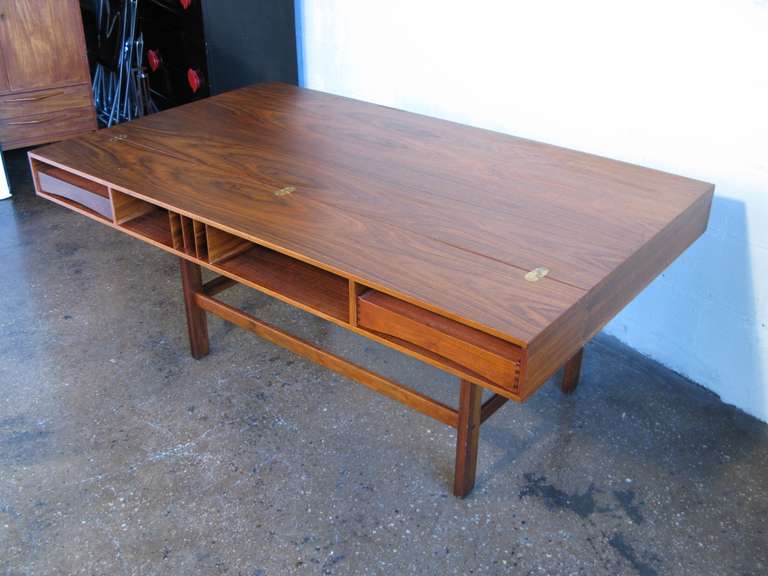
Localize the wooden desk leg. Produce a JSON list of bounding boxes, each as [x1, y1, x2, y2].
[[180, 258, 209, 359], [453, 379, 483, 498], [560, 347, 584, 394]]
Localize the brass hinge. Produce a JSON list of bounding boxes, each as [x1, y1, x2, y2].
[[273, 186, 295, 197], [524, 267, 549, 282]]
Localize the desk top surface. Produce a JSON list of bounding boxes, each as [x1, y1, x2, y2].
[[33, 83, 713, 347]]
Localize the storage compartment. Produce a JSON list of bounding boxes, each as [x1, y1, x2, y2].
[[357, 291, 524, 392], [0, 107, 96, 150], [121, 208, 174, 247], [112, 191, 173, 247], [206, 225, 251, 264], [167, 213, 209, 259], [0, 84, 92, 120], [35, 162, 112, 220], [214, 237, 349, 322]]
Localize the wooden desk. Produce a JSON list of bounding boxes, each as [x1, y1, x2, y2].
[[28, 83, 713, 497]]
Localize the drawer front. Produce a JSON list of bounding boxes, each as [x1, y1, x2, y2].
[[0, 106, 96, 150], [0, 84, 93, 120], [357, 291, 524, 392]]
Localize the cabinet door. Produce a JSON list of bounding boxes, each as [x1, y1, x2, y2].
[[0, 0, 89, 92], [0, 40, 10, 94]]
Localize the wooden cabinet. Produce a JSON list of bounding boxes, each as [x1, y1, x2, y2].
[[0, 0, 96, 150], [0, 41, 9, 94]]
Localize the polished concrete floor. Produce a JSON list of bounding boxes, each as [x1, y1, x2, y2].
[[1, 148, 766, 576]]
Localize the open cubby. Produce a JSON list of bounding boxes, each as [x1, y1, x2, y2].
[[120, 207, 174, 247], [214, 239, 350, 322], [112, 191, 173, 247], [34, 161, 112, 221], [206, 225, 251, 263], [41, 172, 351, 323]]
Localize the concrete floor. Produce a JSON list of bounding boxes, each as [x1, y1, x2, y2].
[[0, 148, 766, 576]]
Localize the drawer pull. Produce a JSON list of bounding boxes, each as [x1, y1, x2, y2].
[[7, 118, 47, 125], [6, 92, 61, 103]]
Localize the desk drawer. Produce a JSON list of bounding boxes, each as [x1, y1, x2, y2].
[[34, 163, 112, 220], [1, 106, 95, 150], [0, 84, 92, 120], [357, 290, 524, 391]]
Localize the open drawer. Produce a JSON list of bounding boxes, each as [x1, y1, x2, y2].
[[34, 162, 112, 220], [357, 290, 525, 393]]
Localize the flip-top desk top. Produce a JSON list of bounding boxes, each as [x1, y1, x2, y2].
[[29, 83, 713, 496]]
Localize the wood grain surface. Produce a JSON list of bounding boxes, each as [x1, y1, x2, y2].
[[358, 290, 523, 392], [0, 0, 90, 92], [0, 0, 96, 149], [30, 83, 714, 399], [0, 84, 92, 119]]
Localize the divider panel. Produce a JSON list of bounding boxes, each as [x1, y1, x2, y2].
[[206, 225, 253, 263], [168, 212, 183, 251], [180, 216, 195, 256], [193, 220, 208, 261]]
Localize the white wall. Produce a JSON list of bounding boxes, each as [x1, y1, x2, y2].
[[295, 0, 768, 421]]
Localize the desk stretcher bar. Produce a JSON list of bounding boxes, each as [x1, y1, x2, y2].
[[29, 83, 713, 496]]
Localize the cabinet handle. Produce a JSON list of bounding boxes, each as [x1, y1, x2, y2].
[[6, 92, 62, 103], [7, 119, 47, 125]]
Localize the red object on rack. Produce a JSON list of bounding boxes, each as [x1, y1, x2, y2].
[[180, 0, 191, 9], [187, 68, 201, 93], [147, 49, 161, 72]]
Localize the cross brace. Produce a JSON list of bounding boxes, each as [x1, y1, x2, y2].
[[183, 261, 582, 497]]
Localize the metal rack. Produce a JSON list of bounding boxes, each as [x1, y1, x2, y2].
[[92, 0, 158, 126]]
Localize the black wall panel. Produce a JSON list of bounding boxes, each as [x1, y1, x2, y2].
[[202, 0, 298, 95], [81, 0, 297, 110]]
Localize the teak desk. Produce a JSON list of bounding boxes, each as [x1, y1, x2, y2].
[[29, 83, 713, 497]]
